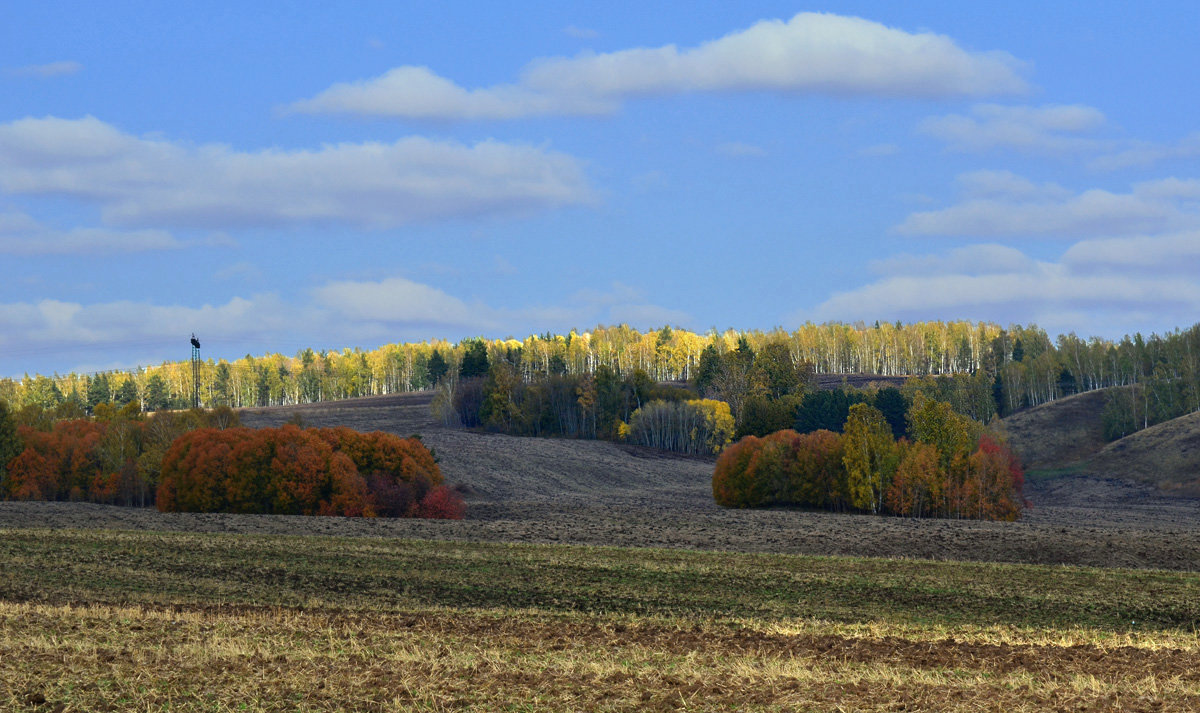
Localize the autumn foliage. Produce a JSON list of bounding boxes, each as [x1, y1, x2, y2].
[[713, 397, 1026, 521], [5, 419, 108, 502], [0, 407, 243, 507], [0, 405, 460, 519], [156, 425, 459, 518]]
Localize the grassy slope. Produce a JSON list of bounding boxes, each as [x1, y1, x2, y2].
[[1003, 386, 1200, 494], [1001, 388, 1112, 472], [1087, 410, 1200, 495], [2, 529, 1198, 711]]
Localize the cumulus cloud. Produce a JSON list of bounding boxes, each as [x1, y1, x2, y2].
[[0, 210, 183, 254], [812, 245, 1200, 337], [312, 276, 484, 329], [289, 12, 1026, 120], [921, 105, 1200, 171], [0, 294, 290, 357], [869, 243, 1036, 276], [1089, 132, 1200, 171], [6, 61, 82, 78], [1062, 231, 1200, 271], [920, 103, 1108, 154], [895, 171, 1200, 238], [0, 116, 594, 229], [288, 66, 613, 120], [2, 276, 692, 374]]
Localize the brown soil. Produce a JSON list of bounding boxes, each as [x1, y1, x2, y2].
[[2, 390, 1198, 571]]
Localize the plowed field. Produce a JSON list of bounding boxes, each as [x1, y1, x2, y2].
[[2, 530, 1198, 712], [3, 390, 1198, 571]]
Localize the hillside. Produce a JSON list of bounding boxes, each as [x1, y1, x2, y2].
[[5, 388, 1195, 571], [1087, 410, 1200, 496], [1001, 386, 1200, 497], [1001, 388, 1113, 471]]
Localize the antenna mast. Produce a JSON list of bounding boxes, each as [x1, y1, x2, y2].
[[190, 334, 201, 408]]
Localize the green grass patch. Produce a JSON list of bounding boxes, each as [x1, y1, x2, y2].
[[1024, 461, 1089, 482]]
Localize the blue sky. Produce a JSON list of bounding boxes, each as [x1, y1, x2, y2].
[[3, 2, 1200, 376]]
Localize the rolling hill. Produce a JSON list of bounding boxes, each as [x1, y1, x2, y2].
[[1001, 388, 1113, 472]]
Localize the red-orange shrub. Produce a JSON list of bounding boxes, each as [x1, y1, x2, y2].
[[713, 435, 765, 507], [780, 429, 847, 509], [419, 485, 466, 520], [5, 420, 107, 502], [157, 425, 456, 518]]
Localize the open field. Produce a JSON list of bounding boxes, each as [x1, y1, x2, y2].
[[3, 391, 1199, 709], [3, 390, 1198, 571], [2, 529, 1199, 711]]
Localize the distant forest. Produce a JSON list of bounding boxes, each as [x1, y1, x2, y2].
[[5, 321, 1200, 441]]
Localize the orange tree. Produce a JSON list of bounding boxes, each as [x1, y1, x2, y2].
[[157, 425, 459, 518]]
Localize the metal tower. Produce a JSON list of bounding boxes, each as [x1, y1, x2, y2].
[[190, 333, 201, 408]]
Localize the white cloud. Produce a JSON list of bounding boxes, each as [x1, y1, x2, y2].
[[0, 210, 183, 254], [869, 243, 1036, 276], [1089, 132, 1200, 171], [920, 103, 1108, 155], [953, 169, 1070, 200], [896, 172, 1200, 238], [812, 249, 1200, 337], [312, 276, 484, 329], [1062, 231, 1200, 271], [6, 61, 82, 78], [0, 116, 594, 230], [1, 276, 692, 374], [289, 12, 1026, 120], [288, 66, 614, 119], [922, 105, 1200, 171], [0, 294, 290, 355]]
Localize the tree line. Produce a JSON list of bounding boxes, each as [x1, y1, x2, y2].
[[713, 396, 1026, 521], [5, 321, 1200, 442]]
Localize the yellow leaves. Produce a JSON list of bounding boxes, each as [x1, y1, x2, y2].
[[906, 393, 980, 468], [691, 399, 735, 454], [842, 403, 897, 513]]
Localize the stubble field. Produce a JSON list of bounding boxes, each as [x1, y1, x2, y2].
[[1, 529, 1199, 711], [4, 389, 1197, 571], [2, 389, 1199, 710]]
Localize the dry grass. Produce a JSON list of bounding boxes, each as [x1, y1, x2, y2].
[[1002, 388, 1113, 472], [2, 528, 1199, 711], [1088, 410, 1200, 495], [3, 600, 1198, 712]]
